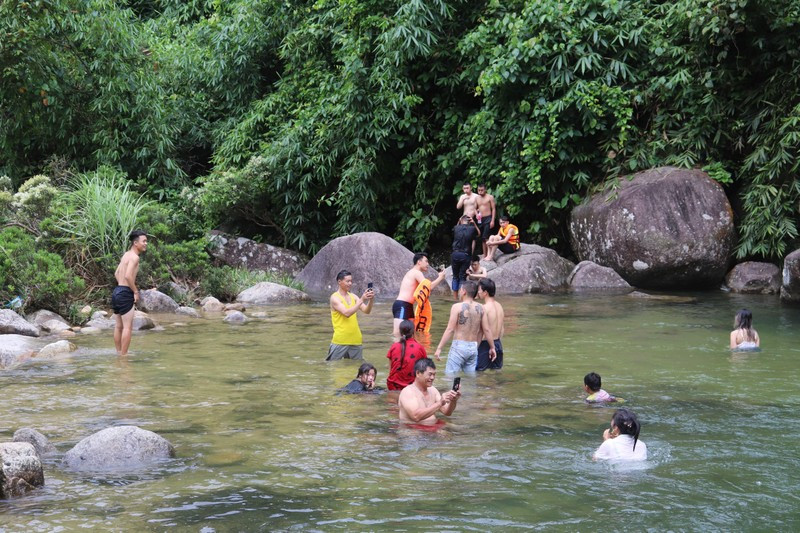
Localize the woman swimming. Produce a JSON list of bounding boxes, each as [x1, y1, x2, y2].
[[730, 308, 760, 350], [593, 408, 647, 461]]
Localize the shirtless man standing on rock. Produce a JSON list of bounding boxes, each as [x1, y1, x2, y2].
[[434, 280, 495, 374], [475, 184, 496, 258], [398, 358, 460, 425], [112, 230, 147, 355], [456, 182, 478, 218], [392, 252, 447, 340]]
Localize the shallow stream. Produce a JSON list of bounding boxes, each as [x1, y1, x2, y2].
[[1, 291, 798, 530]]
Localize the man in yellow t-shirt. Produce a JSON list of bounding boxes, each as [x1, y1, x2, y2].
[[327, 269, 375, 360], [486, 215, 521, 262]]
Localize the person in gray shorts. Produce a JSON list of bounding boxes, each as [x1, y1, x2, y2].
[[433, 280, 495, 374]]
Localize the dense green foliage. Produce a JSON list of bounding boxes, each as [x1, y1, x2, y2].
[[2, 0, 799, 260]]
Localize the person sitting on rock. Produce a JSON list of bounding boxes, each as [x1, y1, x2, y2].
[[486, 215, 520, 262], [466, 256, 487, 281]]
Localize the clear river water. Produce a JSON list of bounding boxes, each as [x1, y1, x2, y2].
[[1, 291, 798, 531]]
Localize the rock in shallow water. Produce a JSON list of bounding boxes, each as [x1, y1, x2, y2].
[[12, 428, 56, 458], [0, 442, 44, 498], [63, 426, 175, 472]]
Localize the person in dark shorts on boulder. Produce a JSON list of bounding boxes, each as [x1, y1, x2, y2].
[[113, 230, 148, 355]]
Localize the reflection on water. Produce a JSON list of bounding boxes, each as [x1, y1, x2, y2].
[[1, 292, 799, 530]]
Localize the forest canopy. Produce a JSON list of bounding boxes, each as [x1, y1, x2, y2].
[[2, 0, 799, 258]]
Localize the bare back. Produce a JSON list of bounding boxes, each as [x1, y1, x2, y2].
[[114, 250, 140, 289], [396, 268, 424, 303], [483, 299, 505, 340], [452, 300, 485, 342]]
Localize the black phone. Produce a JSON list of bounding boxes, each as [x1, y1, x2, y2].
[[367, 282, 373, 290], [452, 377, 461, 391]]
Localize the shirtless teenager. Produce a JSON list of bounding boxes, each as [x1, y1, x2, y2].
[[398, 358, 460, 425], [456, 182, 478, 217], [476, 278, 505, 370], [112, 230, 147, 355], [475, 184, 496, 258], [392, 252, 447, 339], [433, 280, 495, 374]]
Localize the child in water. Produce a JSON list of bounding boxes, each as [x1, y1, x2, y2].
[[730, 308, 760, 350], [593, 408, 647, 461], [584, 372, 619, 403], [466, 257, 487, 281]]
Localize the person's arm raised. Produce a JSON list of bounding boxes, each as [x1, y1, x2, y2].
[[438, 388, 460, 416], [399, 388, 445, 423], [430, 268, 448, 290], [330, 292, 364, 318], [361, 289, 374, 314]]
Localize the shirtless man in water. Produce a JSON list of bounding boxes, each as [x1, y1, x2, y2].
[[112, 230, 147, 355], [476, 278, 504, 371], [434, 280, 495, 374], [398, 358, 460, 425], [392, 252, 447, 339]]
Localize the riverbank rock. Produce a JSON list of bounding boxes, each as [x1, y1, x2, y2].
[[37, 340, 78, 359], [0, 442, 44, 498], [297, 232, 441, 297], [237, 282, 310, 304], [781, 249, 800, 303], [0, 310, 40, 337], [567, 261, 633, 292], [27, 310, 70, 332], [224, 303, 245, 312], [725, 262, 781, 294], [208, 231, 309, 277], [133, 311, 156, 330], [488, 244, 575, 294], [12, 429, 56, 458], [569, 166, 735, 289], [201, 296, 226, 312], [138, 289, 179, 313], [223, 310, 249, 324], [86, 315, 115, 330], [0, 335, 38, 369], [63, 426, 175, 472], [176, 306, 200, 318]]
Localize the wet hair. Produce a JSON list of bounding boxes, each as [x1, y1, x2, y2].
[[734, 309, 756, 342], [357, 362, 376, 378], [413, 252, 428, 265], [336, 269, 352, 281], [478, 277, 496, 297], [460, 280, 478, 298], [414, 357, 436, 375], [129, 230, 147, 242], [611, 408, 642, 451], [499, 215, 510, 223], [398, 319, 414, 363], [584, 372, 602, 392]]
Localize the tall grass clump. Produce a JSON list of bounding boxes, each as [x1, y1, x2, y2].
[[56, 167, 151, 260]]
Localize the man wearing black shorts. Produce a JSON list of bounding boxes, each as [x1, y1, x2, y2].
[[475, 184, 496, 258]]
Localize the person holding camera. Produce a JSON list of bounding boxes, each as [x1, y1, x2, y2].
[[326, 269, 374, 360], [450, 214, 480, 300], [398, 358, 461, 425]]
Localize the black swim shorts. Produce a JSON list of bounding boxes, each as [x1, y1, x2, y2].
[[476, 339, 504, 371], [499, 242, 519, 254], [111, 286, 135, 315], [392, 300, 415, 320], [478, 218, 493, 241]]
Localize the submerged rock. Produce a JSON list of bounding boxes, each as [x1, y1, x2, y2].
[[37, 340, 77, 359], [0, 442, 44, 498], [237, 282, 309, 304], [725, 262, 781, 294], [12, 428, 56, 458], [138, 289, 179, 313], [570, 166, 735, 289], [175, 306, 200, 318], [0, 310, 40, 337], [223, 310, 249, 324], [63, 426, 175, 472]]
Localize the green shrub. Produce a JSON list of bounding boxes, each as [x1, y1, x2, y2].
[[138, 238, 209, 291], [199, 266, 304, 302], [0, 227, 84, 314]]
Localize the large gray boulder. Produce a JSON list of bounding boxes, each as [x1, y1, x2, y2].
[[12, 428, 56, 458], [781, 249, 800, 303], [0, 442, 44, 498], [63, 426, 175, 472], [569, 166, 735, 289], [0, 310, 40, 337], [237, 282, 310, 304], [208, 231, 309, 277], [488, 244, 575, 294], [138, 289, 179, 313], [725, 262, 781, 294], [297, 232, 441, 297], [0, 335, 38, 369], [26, 310, 70, 332], [567, 260, 633, 292]]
